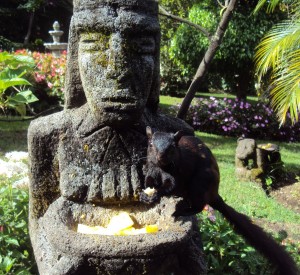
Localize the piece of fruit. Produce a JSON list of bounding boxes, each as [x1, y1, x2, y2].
[[77, 212, 158, 236], [77, 224, 109, 235], [144, 187, 156, 196], [145, 224, 158, 233], [106, 212, 134, 233]]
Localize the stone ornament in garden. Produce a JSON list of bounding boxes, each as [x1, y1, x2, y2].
[[28, 0, 206, 274], [44, 21, 68, 58], [235, 137, 283, 185]]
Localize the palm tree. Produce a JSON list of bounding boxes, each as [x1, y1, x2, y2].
[[254, 0, 300, 125]]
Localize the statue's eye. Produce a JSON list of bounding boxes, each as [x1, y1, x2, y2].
[[79, 33, 110, 52], [131, 36, 155, 54]]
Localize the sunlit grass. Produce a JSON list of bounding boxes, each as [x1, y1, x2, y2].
[[197, 131, 300, 226], [0, 117, 29, 156], [159, 94, 258, 112]]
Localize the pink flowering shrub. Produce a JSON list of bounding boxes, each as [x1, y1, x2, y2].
[[170, 97, 300, 142], [14, 49, 66, 104]]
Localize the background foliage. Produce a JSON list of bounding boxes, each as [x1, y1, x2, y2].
[[159, 0, 284, 99], [168, 96, 300, 142], [0, 0, 72, 51], [254, 0, 300, 125], [0, 51, 38, 116], [0, 179, 36, 274]]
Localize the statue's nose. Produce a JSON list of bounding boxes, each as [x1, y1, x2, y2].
[[104, 34, 124, 79], [105, 50, 121, 79], [105, 48, 132, 83]]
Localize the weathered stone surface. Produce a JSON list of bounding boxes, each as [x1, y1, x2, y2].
[[235, 137, 283, 184], [28, 0, 205, 274]]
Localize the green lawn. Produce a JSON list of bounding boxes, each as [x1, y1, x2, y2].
[[159, 93, 258, 112], [0, 117, 30, 155], [198, 132, 300, 226]]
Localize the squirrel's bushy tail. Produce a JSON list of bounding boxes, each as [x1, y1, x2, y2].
[[211, 196, 299, 275]]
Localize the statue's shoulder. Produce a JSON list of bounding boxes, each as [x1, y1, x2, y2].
[[142, 109, 194, 135], [28, 110, 67, 140]]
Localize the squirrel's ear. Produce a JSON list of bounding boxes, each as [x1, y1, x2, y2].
[[174, 130, 184, 143], [146, 126, 153, 139]]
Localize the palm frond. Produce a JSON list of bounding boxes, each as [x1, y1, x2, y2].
[[269, 49, 300, 124], [254, 0, 300, 124], [254, 0, 281, 13], [291, 1, 300, 20], [255, 21, 300, 81]]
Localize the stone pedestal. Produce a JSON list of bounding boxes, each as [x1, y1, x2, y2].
[[235, 138, 283, 184]]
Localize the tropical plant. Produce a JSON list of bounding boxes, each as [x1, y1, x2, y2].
[[199, 205, 300, 274], [255, 0, 300, 125], [14, 49, 67, 106], [159, 0, 282, 101], [0, 51, 38, 116], [0, 178, 36, 274]]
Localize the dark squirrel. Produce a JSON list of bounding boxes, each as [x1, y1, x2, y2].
[[140, 127, 299, 275]]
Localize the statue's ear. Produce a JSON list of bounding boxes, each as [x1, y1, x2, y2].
[[146, 126, 153, 139], [174, 130, 184, 144]]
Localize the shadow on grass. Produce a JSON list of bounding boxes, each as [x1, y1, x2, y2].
[[0, 119, 30, 155], [0, 130, 28, 154]]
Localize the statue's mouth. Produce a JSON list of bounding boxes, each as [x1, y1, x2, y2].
[[100, 96, 142, 112], [101, 96, 136, 104]]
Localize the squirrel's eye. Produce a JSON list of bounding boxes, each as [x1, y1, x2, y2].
[[149, 141, 153, 147]]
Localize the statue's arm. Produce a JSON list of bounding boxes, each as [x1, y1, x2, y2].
[[28, 115, 62, 221]]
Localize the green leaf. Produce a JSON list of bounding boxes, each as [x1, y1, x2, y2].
[[16, 104, 27, 117], [254, 0, 281, 13], [1, 256, 15, 273], [0, 52, 13, 63], [15, 270, 32, 275], [5, 238, 20, 246], [0, 78, 32, 93], [255, 1, 300, 124], [0, 51, 34, 69], [6, 90, 38, 104]]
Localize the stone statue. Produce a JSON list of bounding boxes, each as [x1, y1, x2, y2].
[[235, 137, 282, 184], [28, 1, 206, 274]]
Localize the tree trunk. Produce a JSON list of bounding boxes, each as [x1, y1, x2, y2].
[[236, 70, 251, 100], [177, 0, 239, 120], [24, 12, 35, 45]]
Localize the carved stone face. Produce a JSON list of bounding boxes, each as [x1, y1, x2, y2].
[[76, 6, 160, 124]]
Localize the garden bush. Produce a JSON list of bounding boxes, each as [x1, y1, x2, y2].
[[0, 181, 36, 275], [14, 49, 66, 112], [0, 51, 38, 116], [199, 206, 300, 274], [0, 152, 36, 274], [169, 97, 300, 142]]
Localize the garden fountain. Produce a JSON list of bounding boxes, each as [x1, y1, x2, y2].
[[28, 1, 206, 274], [44, 21, 68, 57]]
